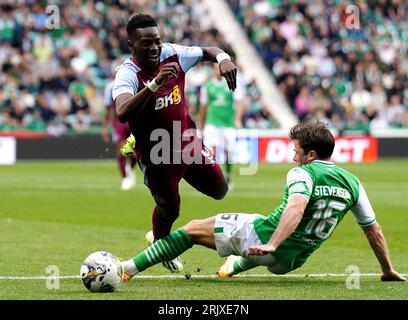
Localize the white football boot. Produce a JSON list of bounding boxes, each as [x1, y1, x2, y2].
[[217, 255, 240, 278]]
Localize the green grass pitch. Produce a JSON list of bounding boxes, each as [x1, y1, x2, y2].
[[0, 159, 406, 300]]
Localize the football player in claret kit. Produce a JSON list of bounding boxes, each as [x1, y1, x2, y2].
[[102, 77, 137, 191], [120, 120, 406, 282], [112, 14, 237, 272]]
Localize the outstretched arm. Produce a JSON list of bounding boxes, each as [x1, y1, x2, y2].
[[248, 194, 308, 255], [201, 47, 237, 91], [351, 181, 405, 281], [362, 223, 406, 281]]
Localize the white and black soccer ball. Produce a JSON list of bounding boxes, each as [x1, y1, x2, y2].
[[80, 251, 123, 293]]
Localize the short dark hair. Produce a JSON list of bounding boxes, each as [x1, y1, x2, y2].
[[289, 120, 335, 159], [127, 14, 157, 38]]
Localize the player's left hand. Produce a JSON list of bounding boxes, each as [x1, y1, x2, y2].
[[219, 60, 237, 92], [247, 244, 276, 256], [380, 270, 406, 282]]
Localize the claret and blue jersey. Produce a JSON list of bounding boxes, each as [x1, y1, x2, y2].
[[112, 43, 203, 164]]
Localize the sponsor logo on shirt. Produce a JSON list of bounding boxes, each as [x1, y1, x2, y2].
[[155, 85, 181, 110]]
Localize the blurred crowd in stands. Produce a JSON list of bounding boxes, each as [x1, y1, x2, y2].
[[228, 0, 408, 132], [0, 0, 274, 136], [2, 0, 407, 136]]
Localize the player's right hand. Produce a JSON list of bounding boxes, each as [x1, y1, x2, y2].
[[380, 270, 406, 281], [247, 244, 276, 255], [219, 59, 237, 91], [156, 62, 180, 85]]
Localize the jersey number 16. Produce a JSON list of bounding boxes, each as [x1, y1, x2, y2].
[[304, 199, 347, 240]]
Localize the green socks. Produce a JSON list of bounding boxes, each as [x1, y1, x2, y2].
[[234, 257, 257, 274], [132, 228, 193, 273]]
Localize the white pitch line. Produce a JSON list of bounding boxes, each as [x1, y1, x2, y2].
[[1, 273, 407, 280], [0, 275, 81, 280]]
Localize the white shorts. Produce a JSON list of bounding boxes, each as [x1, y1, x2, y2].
[[214, 213, 290, 274], [204, 125, 235, 151]]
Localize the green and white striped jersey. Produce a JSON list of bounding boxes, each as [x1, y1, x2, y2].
[[253, 160, 376, 270]]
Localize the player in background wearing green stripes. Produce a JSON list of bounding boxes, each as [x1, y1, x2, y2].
[[121, 120, 405, 282], [199, 64, 244, 189]]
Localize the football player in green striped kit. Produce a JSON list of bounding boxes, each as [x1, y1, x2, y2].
[[121, 120, 405, 282], [199, 64, 244, 189]]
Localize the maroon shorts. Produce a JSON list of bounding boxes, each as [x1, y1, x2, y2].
[[139, 145, 227, 208]]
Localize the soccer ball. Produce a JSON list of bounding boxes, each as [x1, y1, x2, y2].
[[80, 251, 123, 293]]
